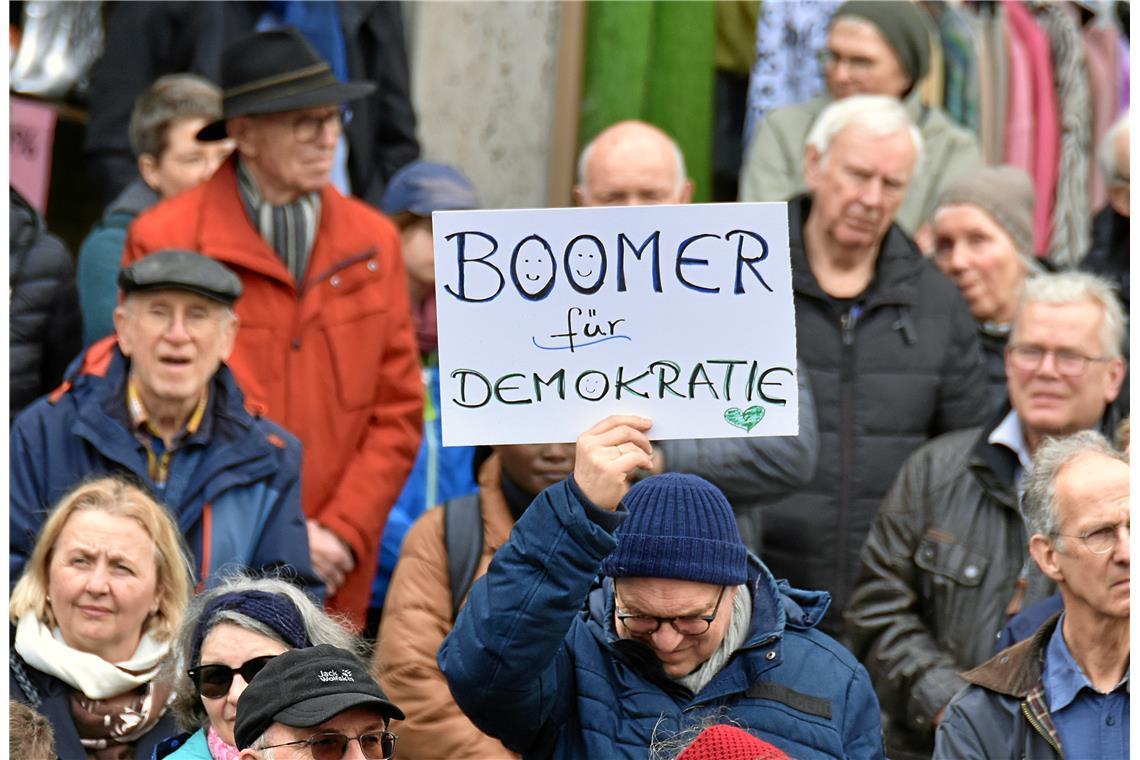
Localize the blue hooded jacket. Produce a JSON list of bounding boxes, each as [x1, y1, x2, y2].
[[439, 479, 884, 759], [9, 343, 320, 597]]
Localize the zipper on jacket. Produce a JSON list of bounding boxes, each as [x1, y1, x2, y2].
[[835, 305, 859, 608], [1020, 701, 1063, 756]]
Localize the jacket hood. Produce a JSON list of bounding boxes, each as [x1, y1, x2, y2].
[[106, 177, 161, 219]]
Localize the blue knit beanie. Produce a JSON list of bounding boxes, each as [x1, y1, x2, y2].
[[601, 473, 748, 586]]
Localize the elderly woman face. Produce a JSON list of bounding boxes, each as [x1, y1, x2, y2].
[[47, 510, 160, 662], [197, 623, 290, 746], [932, 203, 1027, 325]]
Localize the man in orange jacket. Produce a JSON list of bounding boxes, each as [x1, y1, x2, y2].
[[123, 28, 422, 628]]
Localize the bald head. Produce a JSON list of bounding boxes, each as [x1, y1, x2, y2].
[[574, 120, 692, 207]]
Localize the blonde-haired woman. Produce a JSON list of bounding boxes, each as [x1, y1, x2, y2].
[[10, 476, 193, 759]]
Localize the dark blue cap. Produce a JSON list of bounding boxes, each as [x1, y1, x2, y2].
[[381, 161, 478, 217]]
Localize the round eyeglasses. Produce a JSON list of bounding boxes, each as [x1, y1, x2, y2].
[[1057, 522, 1129, 555], [615, 585, 727, 636]]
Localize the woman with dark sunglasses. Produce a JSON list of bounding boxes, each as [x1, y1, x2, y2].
[[154, 575, 362, 760]]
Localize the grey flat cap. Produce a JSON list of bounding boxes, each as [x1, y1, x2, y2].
[[119, 250, 243, 305]]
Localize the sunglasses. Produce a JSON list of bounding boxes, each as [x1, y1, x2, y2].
[[187, 655, 276, 699], [260, 731, 398, 760]]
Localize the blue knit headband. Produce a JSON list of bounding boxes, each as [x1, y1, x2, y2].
[[191, 590, 311, 666]]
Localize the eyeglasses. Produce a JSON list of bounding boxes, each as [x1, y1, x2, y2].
[[289, 108, 353, 143], [1057, 521, 1130, 555], [1006, 344, 1112, 377], [188, 655, 276, 699], [259, 731, 397, 760], [615, 585, 727, 636]]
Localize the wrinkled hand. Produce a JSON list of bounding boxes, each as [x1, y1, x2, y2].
[[307, 520, 356, 595], [574, 415, 653, 511]]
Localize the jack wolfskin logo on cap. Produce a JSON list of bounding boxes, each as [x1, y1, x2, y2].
[[318, 669, 355, 683]]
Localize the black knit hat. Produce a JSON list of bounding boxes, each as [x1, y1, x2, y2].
[[601, 473, 748, 586], [235, 645, 404, 750], [198, 27, 375, 141], [833, 1, 932, 84]]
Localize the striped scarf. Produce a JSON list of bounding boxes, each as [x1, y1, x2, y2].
[[236, 159, 321, 284]]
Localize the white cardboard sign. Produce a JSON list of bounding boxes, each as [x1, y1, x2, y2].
[[433, 202, 797, 446]]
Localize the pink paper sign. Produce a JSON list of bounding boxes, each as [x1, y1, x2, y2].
[[10, 96, 58, 214]]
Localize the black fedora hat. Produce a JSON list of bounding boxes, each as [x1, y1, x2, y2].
[[198, 27, 375, 141]]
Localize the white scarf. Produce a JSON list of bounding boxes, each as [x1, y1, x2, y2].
[[14, 611, 170, 699], [676, 585, 753, 695]]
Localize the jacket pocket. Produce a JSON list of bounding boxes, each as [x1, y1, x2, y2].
[[323, 310, 389, 410], [914, 536, 990, 587]]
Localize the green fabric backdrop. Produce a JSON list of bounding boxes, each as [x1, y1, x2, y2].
[[578, 1, 716, 202]]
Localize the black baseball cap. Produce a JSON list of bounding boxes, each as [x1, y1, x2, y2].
[[234, 645, 405, 750], [118, 249, 243, 306]]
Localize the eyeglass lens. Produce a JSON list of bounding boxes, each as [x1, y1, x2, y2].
[[191, 655, 275, 698], [308, 732, 396, 760]]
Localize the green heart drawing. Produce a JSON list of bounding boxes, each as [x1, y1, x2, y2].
[[724, 405, 765, 432]]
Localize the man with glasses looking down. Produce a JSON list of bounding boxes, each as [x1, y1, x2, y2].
[[236, 645, 404, 759], [122, 28, 422, 629], [439, 415, 884, 759], [846, 271, 1126, 759]]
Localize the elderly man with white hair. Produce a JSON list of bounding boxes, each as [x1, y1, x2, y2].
[[758, 94, 986, 636]]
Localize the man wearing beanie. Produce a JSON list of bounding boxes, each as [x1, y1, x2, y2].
[[847, 271, 1126, 759], [740, 0, 981, 240], [930, 165, 1045, 417], [440, 416, 884, 759]]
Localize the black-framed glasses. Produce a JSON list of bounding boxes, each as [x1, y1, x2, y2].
[[1057, 521, 1130, 555], [615, 585, 727, 636], [259, 731, 397, 760], [188, 655, 276, 699], [1006, 343, 1112, 377]]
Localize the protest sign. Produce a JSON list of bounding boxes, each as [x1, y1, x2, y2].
[[433, 202, 796, 445]]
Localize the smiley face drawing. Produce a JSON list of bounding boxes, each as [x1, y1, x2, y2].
[[575, 371, 609, 400], [564, 235, 606, 295], [511, 235, 556, 300]]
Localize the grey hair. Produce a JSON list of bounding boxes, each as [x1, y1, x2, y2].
[[247, 730, 276, 759], [164, 572, 362, 733], [576, 123, 687, 194], [1021, 430, 1126, 548], [805, 94, 925, 169], [1098, 110, 1129, 186], [1013, 271, 1126, 358]]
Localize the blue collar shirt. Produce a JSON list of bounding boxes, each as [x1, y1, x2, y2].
[[1043, 614, 1130, 759]]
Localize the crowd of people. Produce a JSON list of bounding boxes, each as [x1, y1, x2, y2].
[[8, 3, 1131, 759]]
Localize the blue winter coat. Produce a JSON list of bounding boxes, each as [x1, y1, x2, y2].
[[439, 479, 885, 759], [9, 344, 321, 596]]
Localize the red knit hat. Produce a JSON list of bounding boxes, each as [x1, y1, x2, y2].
[[676, 725, 789, 760]]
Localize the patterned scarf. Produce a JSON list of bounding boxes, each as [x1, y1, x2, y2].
[[236, 158, 321, 284], [206, 724, 242, 760], [14, 611, 172, 758]]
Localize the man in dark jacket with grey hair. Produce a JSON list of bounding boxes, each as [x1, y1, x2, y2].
[[847, 271, 1126, 758], [757, 94, 986, 637]]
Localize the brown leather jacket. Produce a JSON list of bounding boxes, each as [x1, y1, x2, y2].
[[373, 455, 518, 760]]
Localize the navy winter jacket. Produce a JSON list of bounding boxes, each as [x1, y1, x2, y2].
[[439, 479, 885, 759], [9, 343, 321, 596]]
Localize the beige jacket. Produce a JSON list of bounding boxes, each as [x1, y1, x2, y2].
[[373, 455, 518, 760]]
